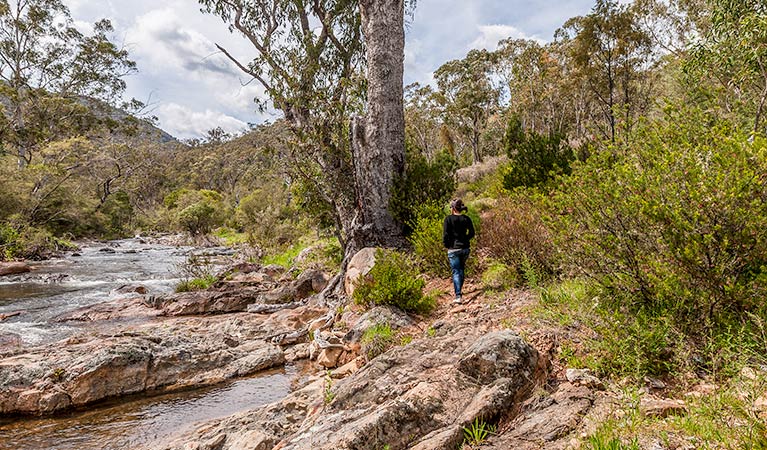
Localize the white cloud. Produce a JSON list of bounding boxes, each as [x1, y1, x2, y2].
[[469, 24, 543, 51], [155, 103, 248, 139]]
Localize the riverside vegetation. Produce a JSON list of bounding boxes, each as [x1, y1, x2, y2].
[[1, 0, 767, 448]]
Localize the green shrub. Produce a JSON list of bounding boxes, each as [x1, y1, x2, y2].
[[0, 223, 75, 260], [164, 189, 226, 236], [361, 323, 396, 360], [503, 115, 574, 190], [390, 148, 456, 234], [481, 260, 518, 292], [175, 274, 217, 293], [553, 107, 767, 331], [353, 249, 435, 314], [101, 190, 134, 236]]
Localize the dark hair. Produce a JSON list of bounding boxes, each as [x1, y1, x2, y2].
[[450, 198, 468, 213]]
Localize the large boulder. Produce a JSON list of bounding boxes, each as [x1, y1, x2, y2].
[[0, 262, 30, 277], [344, 247, 378, 298], [344, 305, 414, 343], [457, 330, 538, 385]]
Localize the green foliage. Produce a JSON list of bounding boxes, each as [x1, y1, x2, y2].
[[100, 191, 134, 236], [164, 189, 226, 236], [323, 370, 335, 405], [361, 323, 396, 360], [237, 178, 301, 249], [0, 222, 75, 261], [262, 241, 305, 268], [503, 116, 574, 190], [353, 249, 435, 314], [408, 205, 450, 276], [553, 108, 767, 332], [585, 434, 640, 450], [462, 417, 496, 447], [481, 260, 518, 292], [175, 275, 217, 293], [390, 148, 457, 234]]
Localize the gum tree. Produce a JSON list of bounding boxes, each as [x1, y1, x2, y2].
[[198, 0, 408, 260]]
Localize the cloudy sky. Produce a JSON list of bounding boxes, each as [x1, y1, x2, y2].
[[63, 0, 597, 139]]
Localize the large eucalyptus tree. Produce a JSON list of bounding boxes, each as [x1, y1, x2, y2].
[[199, 0, 407, 263]]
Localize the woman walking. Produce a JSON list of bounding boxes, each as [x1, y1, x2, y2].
[[443, 198, 475, 303]]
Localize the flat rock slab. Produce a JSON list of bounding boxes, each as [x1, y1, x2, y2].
[[0, 313, 292, 416]]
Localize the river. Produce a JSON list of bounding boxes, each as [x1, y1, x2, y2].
[[0, 239, 296, 449]]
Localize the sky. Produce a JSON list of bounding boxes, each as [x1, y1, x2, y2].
[[63, 0, 598, 139]]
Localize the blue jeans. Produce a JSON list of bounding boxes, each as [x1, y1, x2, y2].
[[448, 248, 470, 297]]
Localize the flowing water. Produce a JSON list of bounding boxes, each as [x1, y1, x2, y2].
[[0, 239, 233, 346], [0, 239, 295, 449]]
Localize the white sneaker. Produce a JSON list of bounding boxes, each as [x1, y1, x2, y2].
[[453, 295, 463, 304]]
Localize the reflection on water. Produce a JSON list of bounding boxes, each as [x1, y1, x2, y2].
[[0, 367, 294, 450]]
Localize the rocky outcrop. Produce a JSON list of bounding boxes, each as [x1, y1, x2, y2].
[[486, 382, 594, 449], [155, 326, 541, 450], [0, 314, 290, 416], [344, 247, 378, 298], [154, 269, 328, 316], [0, 262, 31, 277]]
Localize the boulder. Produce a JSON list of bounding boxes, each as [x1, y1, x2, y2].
[[344, 247, 378, 298], [112, 284, 148, 296], [639, 396, 686, 418], [457, 330, 539, 385], [54, 297, 162, 322], [0, 262, 30, 277], [565, 368, 604, 389], [486, 383, 594, 449]]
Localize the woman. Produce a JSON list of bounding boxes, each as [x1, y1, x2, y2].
[[443, 198, 475, 303]]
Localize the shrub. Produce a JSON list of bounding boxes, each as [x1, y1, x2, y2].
[[553, 107, 767, 330], [503, 115, 574, 190], [164, 189, 226, 236], [361, 323, 396, 360], [353, 249, 435, 314], [479, 195, 554, 284], [390, 148, 456, 234], [175, 275, 217, 293], [481, 260, 518, 292]]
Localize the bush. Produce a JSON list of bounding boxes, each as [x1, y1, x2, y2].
[[175, 275, 217, 293], [164, 189, 226, 236], [0, 222, 75, 260], [353, 249, 436, 314], [503, 115, 574, 190], [361, 323, 396, 360], [390, 148, 457, 234], [479, 195, 554, 284], [553, 107, 767, 330]]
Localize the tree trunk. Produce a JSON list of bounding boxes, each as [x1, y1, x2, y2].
[[352, 0, 406, 252]]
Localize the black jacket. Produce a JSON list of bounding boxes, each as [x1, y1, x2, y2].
[[443, 214, 475, 250]]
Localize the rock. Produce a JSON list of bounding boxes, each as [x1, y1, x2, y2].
[[54, 297, 162, 322], [344, 305, 414, 343], [262, 264, 286, 278], [639, 396, 686, 418], [0, 333, 21, 350], [98, 247, 116, 253], [317, 347, 344, 368], [565, 368, 604, 389], [285, 344, 310, 362], [331, 357, 364, 379], [112, 284, 149, 296], [344, 247, 378, 298], [0, 312, 22, 322], [158, 290, 262, 316], [457, 330, 539, 385], [486, 382, 594, 449], [0, 262, 31, 277], [0, 314, 286, 416], [157, 325, 541, 450]]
